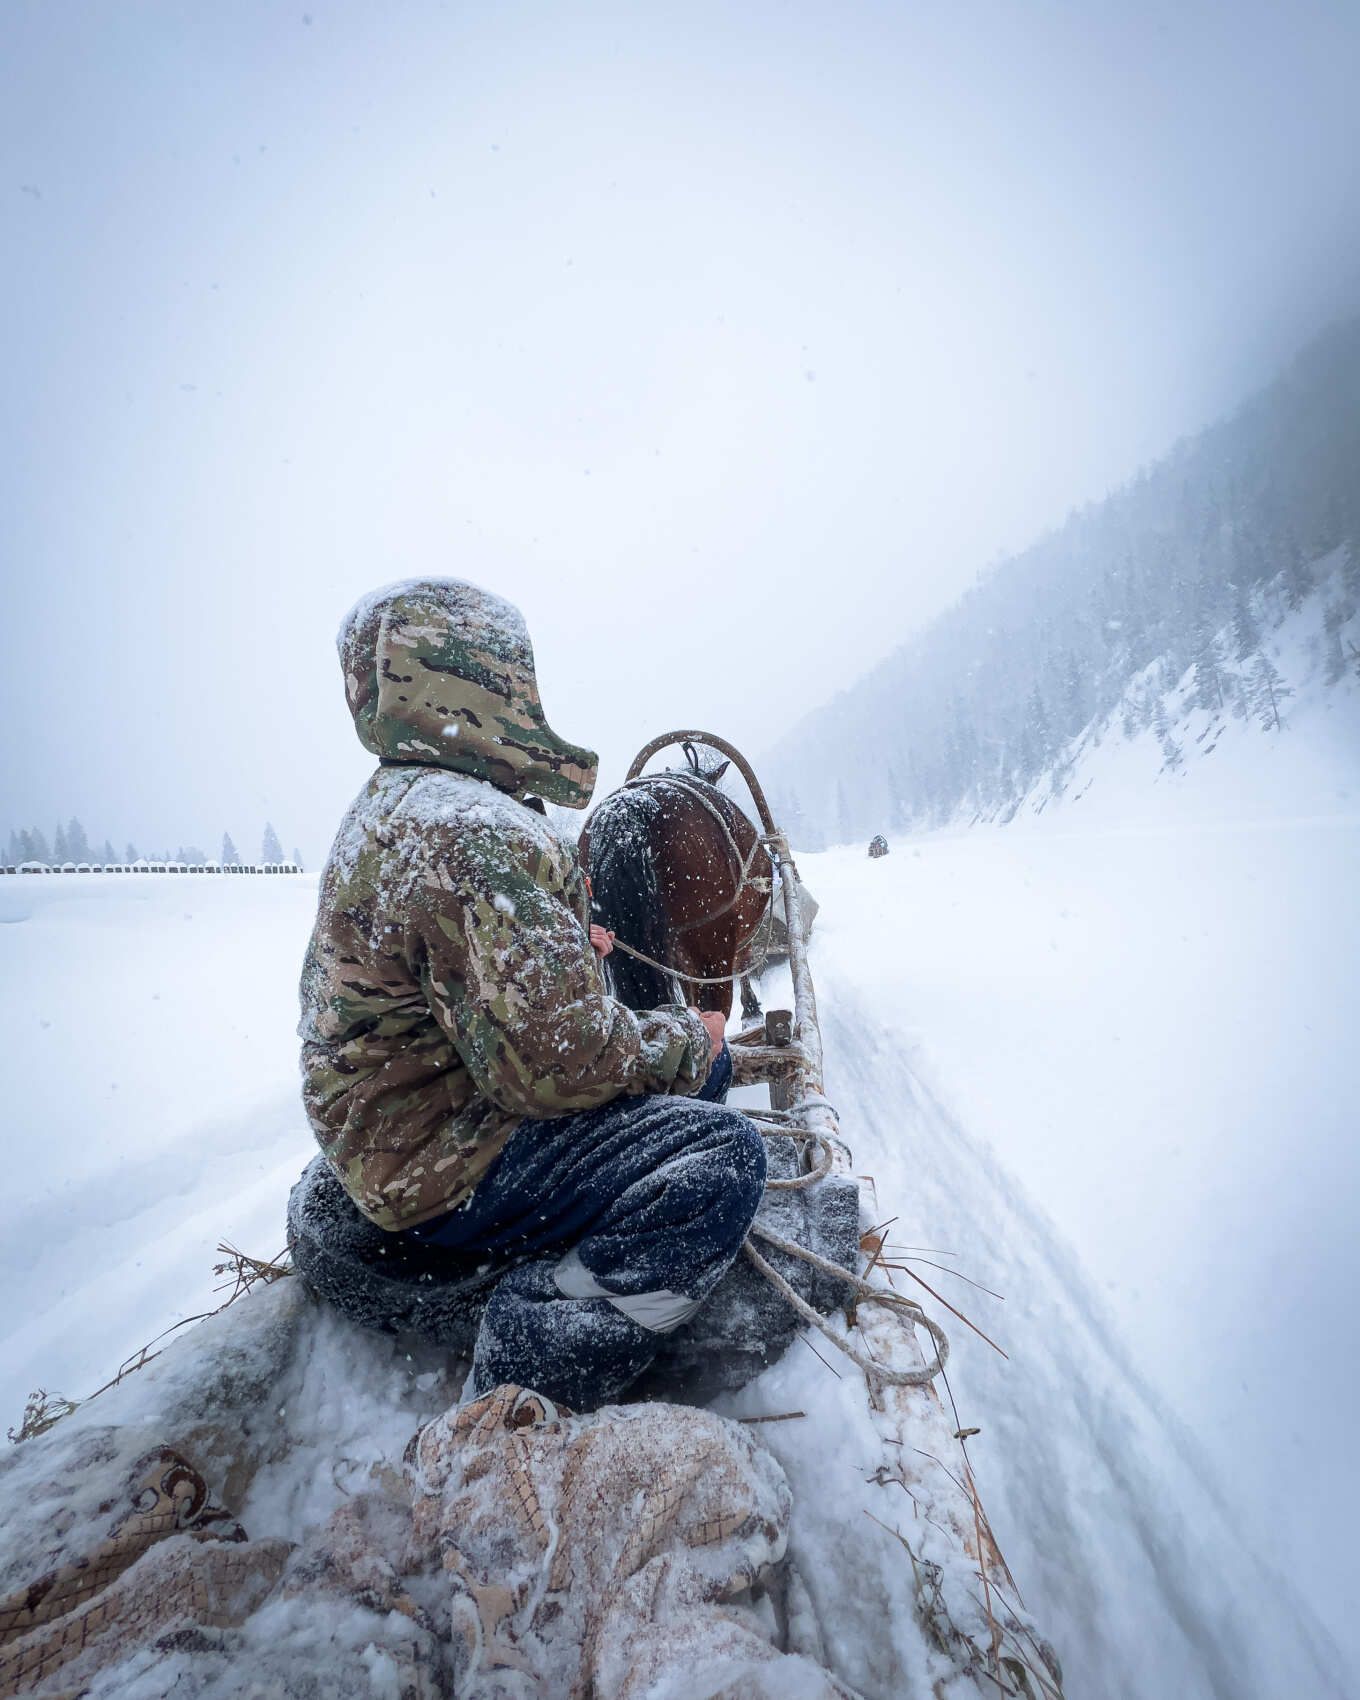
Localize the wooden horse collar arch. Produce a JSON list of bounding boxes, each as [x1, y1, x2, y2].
[[622, 729, 782, 836]]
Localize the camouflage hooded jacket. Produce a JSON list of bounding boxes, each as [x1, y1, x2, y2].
[[298, 579, 711, 1231]]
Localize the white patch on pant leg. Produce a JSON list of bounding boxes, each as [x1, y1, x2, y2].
[[553, 1247, 703, 1333]]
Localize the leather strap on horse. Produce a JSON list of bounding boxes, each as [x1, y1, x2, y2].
[[587, 733, 780, 991]]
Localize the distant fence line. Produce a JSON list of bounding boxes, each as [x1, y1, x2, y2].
[[1, 862, 305, 877]]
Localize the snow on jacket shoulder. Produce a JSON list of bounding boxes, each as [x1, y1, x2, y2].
[[298, 579, 709, 1231]]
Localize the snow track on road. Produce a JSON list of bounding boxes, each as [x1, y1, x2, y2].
[[807, 994, 1348, 1698]]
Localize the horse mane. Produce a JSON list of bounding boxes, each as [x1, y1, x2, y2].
[[586, 749, 753, 1012], [586, 785, 674, 1009]]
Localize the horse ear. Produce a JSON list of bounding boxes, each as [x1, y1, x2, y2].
[[708, 759, 731, 785]]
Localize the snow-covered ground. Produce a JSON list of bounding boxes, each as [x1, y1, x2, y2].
[[772, 820, 1356, 1693], [2, 660, 1356, 1694], [0, 874, 318, 1426]]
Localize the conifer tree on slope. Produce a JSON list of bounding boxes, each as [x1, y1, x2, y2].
[[1248, 654, 1291, 731], [1322, 602, 1350, 686], [1343, 542, 1360, 615], [221, 832, 240, 867], [66, 818, 89, 862], [1230, 580, 1262, 662], [260, 822, 283, 864], [1282, 534, 1313, 612], [1191, 627, 1226, 714]]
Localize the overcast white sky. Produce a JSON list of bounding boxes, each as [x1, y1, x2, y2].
[[4, 0, 1359, 860]]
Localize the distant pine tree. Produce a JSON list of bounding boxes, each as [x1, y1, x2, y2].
[[67, 818, 90, 861], [291, 847, 304, 870], [1282, 536, 1313, 611], [6, 829, 21, 865], [1322, 603, 1349, 685], [221, 832, 240, 866], [30, 829, 51, 863], [1191, 633, 1226, 713], [260, 822, 283, 863], [1026, 686, 1053, 766], [1223, 667, 1250, 719], [1343, 543, 1360, 615], [101, 840, 116, 864], [1230, 581, 1261, 661], [125, 842, 139, 863], [1248, 654, 1291, 730], [53, 822, 68, 862]]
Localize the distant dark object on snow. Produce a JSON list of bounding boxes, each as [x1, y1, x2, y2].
[[868, 834, 889, 859]]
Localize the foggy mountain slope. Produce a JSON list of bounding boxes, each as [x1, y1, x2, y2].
[[762, 317, 1360, 843]]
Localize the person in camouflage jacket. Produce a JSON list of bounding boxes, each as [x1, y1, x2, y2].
[[299, 579, 765, 1408]]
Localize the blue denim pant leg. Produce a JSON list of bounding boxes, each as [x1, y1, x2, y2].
[[693, 1040, 732, 1103], [405, 1058, 761, 1410]]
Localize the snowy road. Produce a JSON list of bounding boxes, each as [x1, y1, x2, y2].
[[1, 825, 1355, 1693]]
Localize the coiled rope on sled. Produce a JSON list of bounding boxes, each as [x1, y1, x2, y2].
[[744, 1228, 950, 1390], [743, 1110, 951, 1389]]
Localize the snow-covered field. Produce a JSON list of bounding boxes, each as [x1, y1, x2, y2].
[[2, 672, 1356, 1694], [0, 874, 318, 1424]]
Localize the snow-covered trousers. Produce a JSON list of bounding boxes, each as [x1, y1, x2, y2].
[[405, 1048, 766, 1409]]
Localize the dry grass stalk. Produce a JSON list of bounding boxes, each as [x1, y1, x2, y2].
[[877, 1258, 1008, 1359]]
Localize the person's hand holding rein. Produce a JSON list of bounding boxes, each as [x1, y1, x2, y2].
[[587, 928, 724, 1064], [690, 1008, 728, 1065]]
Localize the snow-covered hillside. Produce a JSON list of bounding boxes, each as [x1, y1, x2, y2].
[[3, 766, 1355, 1694], [1001, 543, 1360, 830]]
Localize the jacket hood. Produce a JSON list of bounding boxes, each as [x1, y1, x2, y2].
[[337, 578, 599, 809]]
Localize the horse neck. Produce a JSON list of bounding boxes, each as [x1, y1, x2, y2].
[[585, 785, 675, 1010]]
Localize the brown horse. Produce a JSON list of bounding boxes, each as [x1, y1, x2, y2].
[[582, 747, 772, 1022]]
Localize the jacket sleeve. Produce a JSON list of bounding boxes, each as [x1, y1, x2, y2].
[[405, 815, 711, 1118]]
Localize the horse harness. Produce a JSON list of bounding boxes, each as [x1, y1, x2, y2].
[[581, 768, 779, 992]]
